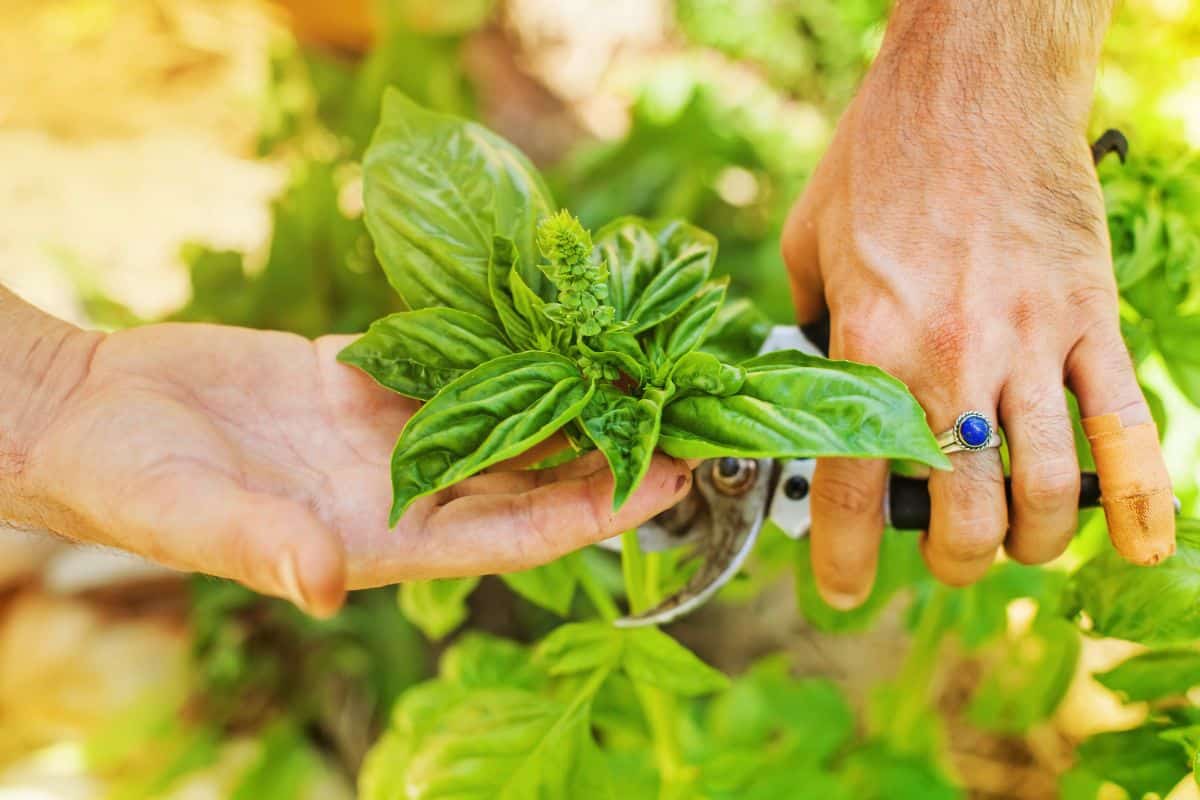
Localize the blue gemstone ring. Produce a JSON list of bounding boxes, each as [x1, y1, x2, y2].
[[936, 411, 1001, 454]]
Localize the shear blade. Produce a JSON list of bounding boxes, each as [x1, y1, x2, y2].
[[615, 458, 777, 628]]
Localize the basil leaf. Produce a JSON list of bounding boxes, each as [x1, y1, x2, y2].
[[535, 621, 624, 677], [1075, 724, 1190, 800], [389, 352, 594, 522], [654, 278, 727, 361], [364, 90, 554, 321], [594, 216, 661, 320], [626, 220, 716, 332], [1064, 519, 1200, 646], [1095, 649, 1200, 703], [511, 265, 570, 352], [338, 308, 513, 400], [579, 385, 662, 510], [576, 338, 645, 384], [621, 627, 729, 696], [500, 558, 578, 616], [705, 655, 853, 763], [1156, 314, 1200, 406], [700, 297, 772, 364], [670, 351, 745, 397], [399, 578, 480, 640], [488, 236, 534, 349], [440, 633, 546, 691], [658, 350, 948, 468], [364, 687, 609, 800]]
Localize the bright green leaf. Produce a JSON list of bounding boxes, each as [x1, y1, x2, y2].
[[621, 627, 730, 696], [363, 90, 554, 320], [440, 633, 545, 691], [501, 558, 579, 616], [337, 308, 512, 400], [655, 278, 727, 362], [1075, 724, 1190, 800], [659, 350, 948, 468], [400, 577, 480, 640], [626, 220, 716, 332], [1065, 520, 1200, 646], [389, 352, 594, 522], [578, 385, 663, 510], [1096, 648, 1200, 703], [700, 297, 772, 364], [535, 621, 624, 676]]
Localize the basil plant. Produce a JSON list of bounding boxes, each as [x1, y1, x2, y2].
[[340, 90, 948, 525]]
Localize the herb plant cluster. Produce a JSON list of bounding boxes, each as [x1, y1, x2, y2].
[[339, 90, 947, 522]]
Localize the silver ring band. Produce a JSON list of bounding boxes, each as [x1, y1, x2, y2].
[[937, 411, 1001, 454]]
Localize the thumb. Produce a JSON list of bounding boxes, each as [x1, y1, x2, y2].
[[118, 468, 347, 617], [781, 200, 825, 324]]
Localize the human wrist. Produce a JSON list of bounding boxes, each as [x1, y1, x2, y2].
[[0, 288, 103, 527], [868, 0, 1111, 137]]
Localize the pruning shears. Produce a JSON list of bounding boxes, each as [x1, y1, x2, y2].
[[607, 323, 1106, 628]]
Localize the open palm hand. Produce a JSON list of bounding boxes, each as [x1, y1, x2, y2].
[[25, 324, 693, 616]]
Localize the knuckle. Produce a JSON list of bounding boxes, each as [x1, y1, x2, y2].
[[1015, 458, 1079, 514], [1069, 283, 1118, 320], [813, 472, 876, 517], [939, 523, 1004, 563], [921, 308, 972, 374]]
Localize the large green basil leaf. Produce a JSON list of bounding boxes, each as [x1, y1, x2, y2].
[[361, 686, 611, 800], [626, 220, 716, 332], [364, 90, 554, 321], [389, 352, 594, 522], [1095, 648, 1200, 703], [699, 297, 772, 364], [1064, 519, 1200, 646], [338, 308, 512, 400], [658, 350, 948, 468], [594, 217, 660, 320], [654, 279, 727, 362], [578, 385, 663, 510]]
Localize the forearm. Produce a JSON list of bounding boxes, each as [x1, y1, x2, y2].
[[871, 0, 1114, 132], [0, 286, 102, 527]]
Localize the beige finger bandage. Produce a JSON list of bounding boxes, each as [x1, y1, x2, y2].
[[1083, 413, 1176, 565]]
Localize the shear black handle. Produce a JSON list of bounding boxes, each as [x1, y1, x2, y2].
[[888, 472, 1102, 530]]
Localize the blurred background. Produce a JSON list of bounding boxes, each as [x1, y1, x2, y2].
[[1, 0, 1199, 798]]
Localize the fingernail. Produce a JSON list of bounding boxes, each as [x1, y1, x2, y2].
[[276, 552, 310, 612], [821, 587, 869, 611]]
